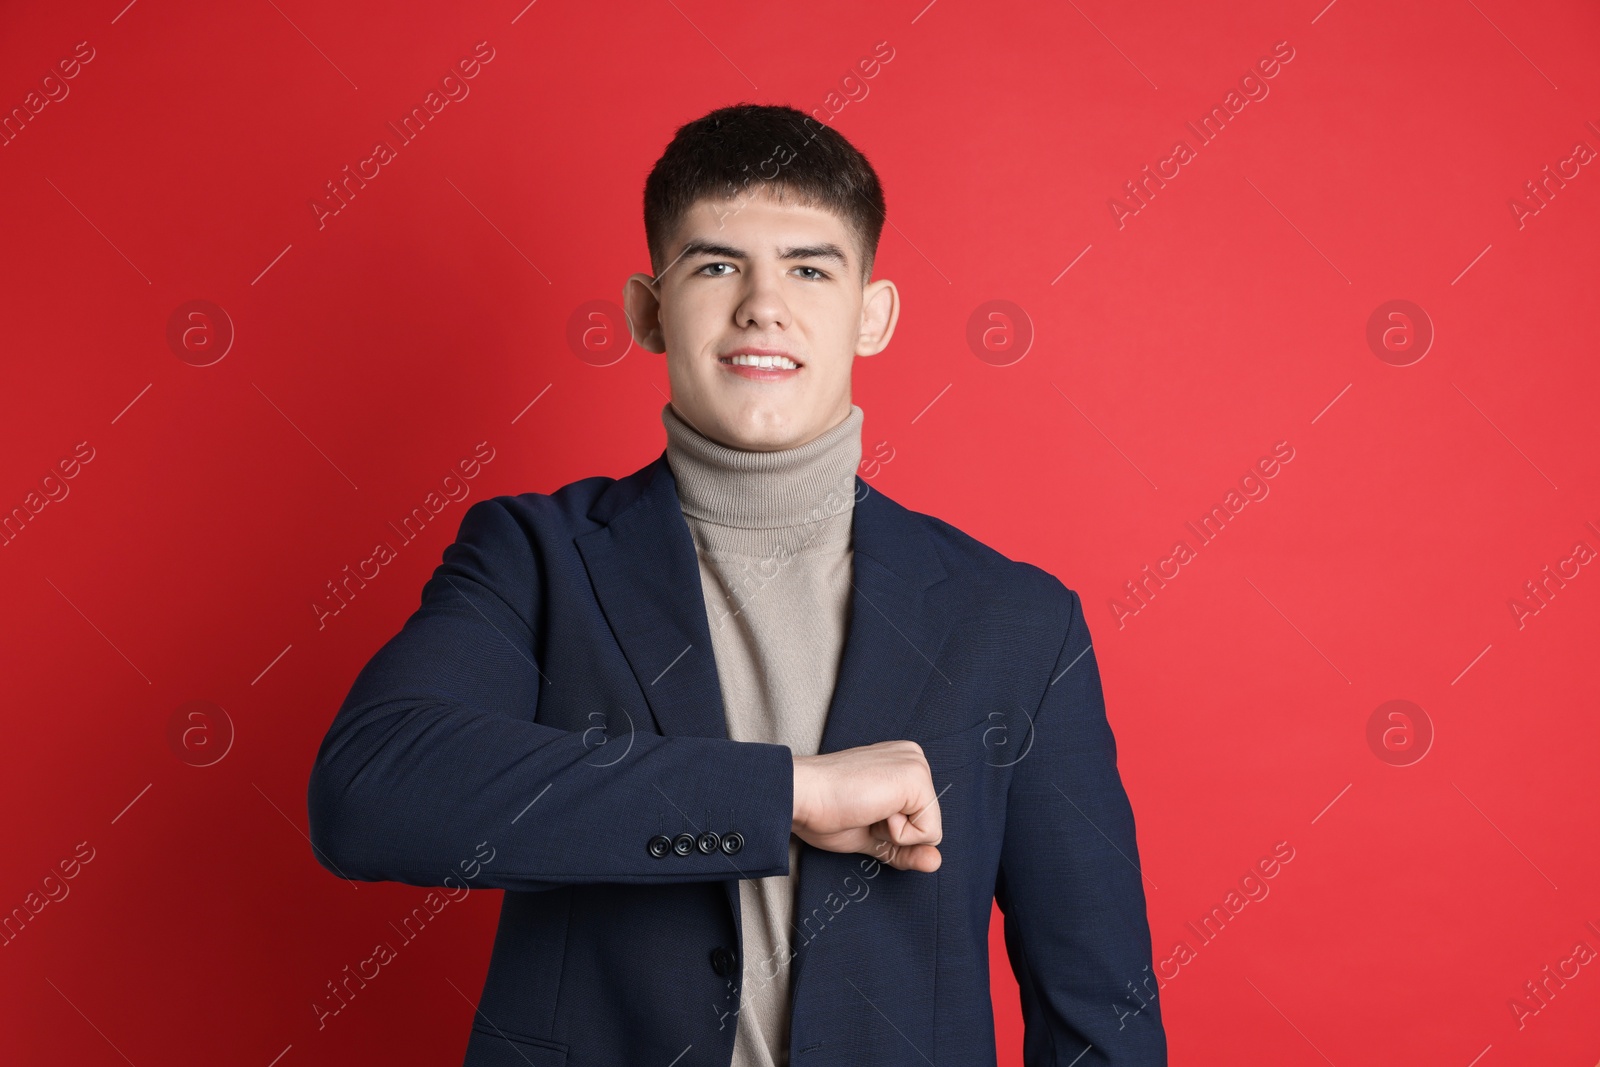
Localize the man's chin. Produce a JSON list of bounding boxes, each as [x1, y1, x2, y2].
[[708, 406, 813, 453]]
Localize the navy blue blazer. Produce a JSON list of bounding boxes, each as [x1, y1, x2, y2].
[[306, 450, 1166, 1066]]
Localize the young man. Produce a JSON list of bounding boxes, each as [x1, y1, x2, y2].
[[307, 103, 1166, 1066]]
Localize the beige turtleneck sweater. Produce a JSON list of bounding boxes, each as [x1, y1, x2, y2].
[[661, 400, 864, 1067]]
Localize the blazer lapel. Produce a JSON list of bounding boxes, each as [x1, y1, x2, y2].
[[815, 476, 953, 754], [573, 453, 730, 743]]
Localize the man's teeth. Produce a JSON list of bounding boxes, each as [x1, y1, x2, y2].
[[726, 354, 799, 370]]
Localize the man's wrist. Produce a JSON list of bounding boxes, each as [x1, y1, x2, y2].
[[791, 754, 808, 828]]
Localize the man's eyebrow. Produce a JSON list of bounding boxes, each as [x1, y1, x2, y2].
[[677, 240, 850, 266]]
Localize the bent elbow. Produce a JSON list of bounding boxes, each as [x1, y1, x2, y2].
[[304, 760, 367, 881]]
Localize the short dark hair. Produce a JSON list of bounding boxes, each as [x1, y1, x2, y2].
[[643, 103, 887, 284]]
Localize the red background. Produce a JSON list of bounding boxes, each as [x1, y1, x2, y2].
[[3, 0, 1598, 1063]]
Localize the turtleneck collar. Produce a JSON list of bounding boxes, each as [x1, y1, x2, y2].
[[660, 401, 863, 542]]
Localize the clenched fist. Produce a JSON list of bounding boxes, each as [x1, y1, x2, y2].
[[791, 740, 943, 872]]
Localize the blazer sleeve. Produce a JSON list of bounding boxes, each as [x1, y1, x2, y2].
[[305, 496, 795, 893], [993, 585, 1167, 1065]]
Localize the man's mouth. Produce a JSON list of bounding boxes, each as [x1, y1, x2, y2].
[[718, 347, 803, 376], [719, 352, 802, 371]]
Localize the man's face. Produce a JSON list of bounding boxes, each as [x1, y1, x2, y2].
[[624, 189, 899, 452]]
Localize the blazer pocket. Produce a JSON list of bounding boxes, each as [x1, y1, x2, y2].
[[464, 1022, 568, 1067], [915, 717, 1004, 773]]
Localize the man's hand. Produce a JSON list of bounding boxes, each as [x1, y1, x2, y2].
[[791, 741, 943, 872]]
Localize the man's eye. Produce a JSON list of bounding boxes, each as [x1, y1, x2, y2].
[[794, 266, 828, 280], [698, 263, 734, 276]]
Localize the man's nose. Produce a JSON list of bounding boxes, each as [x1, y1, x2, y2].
[[734, 271, 791, 329]]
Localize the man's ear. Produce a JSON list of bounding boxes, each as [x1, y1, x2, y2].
[[623, 273, 666, 354], [855, 277, 900, 358]]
